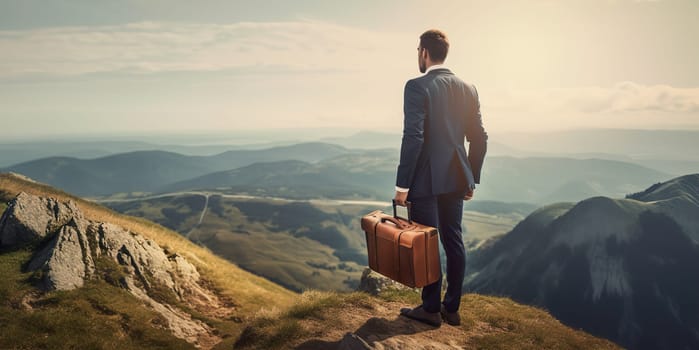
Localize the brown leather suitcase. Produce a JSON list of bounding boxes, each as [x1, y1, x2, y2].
[[361, 200, 440, 288]]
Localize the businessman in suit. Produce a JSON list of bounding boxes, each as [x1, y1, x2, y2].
[[394, 29, 488, 327]]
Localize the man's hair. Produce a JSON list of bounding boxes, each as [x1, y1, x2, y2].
[[419, 29, 449, 62]]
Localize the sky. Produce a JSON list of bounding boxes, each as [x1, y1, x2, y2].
[[1, 0, 698, 140]]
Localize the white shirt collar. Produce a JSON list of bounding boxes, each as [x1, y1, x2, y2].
[[425, 63, 447, 74]]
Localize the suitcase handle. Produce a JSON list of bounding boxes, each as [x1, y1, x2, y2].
[[392, 199, 412, 224], [380, 216, 407, 229]]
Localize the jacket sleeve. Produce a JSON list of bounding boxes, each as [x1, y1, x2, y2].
[[395, 79, 426, 189], [465, 83, 488, 185]]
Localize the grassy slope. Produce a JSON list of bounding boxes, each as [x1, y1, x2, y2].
[[0, 248, 194, 349], [233, 289, 621, 350], [0, 173, 297, 349]]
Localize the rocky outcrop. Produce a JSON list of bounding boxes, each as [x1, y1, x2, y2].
[[0, 192, 83, 247], [356, 267, 417, 295], [0, 192, 231, 348]]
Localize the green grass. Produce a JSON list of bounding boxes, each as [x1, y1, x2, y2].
[[283, 291, 372, 320], [94, 255, 129, 287], [373, 287, 422, 304], [459, 294, 619, 349], [0, 248, 194, 350], [234, 290, 374, 349], [0, 248, 33, 304]]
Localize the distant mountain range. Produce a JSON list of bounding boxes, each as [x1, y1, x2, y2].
[[498, 129, 699, 161], [2, 142, 349, 196], [159, 149, 398, 199], [4, 128, 698, 172], [3, 143, 672, 204], [478, 156, 670, 203], [494, 129, 699, 175], [465, 174, 699, 350]]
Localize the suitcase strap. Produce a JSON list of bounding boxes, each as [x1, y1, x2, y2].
[[394, 230, 407, 280]]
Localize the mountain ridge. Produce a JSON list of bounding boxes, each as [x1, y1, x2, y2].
[[465, 173, 699, 349], [2, 143, 351, 196]]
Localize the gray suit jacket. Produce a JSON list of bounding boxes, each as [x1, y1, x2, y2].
[[395, 68, 488, 198]]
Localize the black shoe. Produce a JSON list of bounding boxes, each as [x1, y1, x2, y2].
[[399, 305, 441, 327], [440, 304, 461, 326]]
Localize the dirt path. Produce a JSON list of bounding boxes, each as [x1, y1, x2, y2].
[[186, 193, 209, 238], [291, 300, 492, 350]]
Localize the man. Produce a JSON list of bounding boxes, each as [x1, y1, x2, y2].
[[394, 29, 488, 327]]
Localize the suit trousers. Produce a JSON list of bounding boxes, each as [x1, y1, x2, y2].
[[407, 189, 468, 313]]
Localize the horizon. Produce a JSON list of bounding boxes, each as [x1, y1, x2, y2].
[[4, 125, 699, 145]]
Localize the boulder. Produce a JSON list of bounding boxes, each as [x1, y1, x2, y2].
[[357, 267, 418, 295], [0, 192, 83, 247], [26, 218, 95, 290]]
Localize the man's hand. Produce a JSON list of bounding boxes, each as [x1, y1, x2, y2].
[[394, 191, 409, 206], [464, 188, 475, 201]]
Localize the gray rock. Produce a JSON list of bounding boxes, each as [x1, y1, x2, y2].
[[26, 218, 95, 290], [93, 222, 176, 290], [357, 267, 418, 295], [0, 192, 83, 247]]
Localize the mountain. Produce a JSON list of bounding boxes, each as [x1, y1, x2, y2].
[[0, 140, 262, 168], [465, 174, 699, 350], [319, 130, 402, 149], [3, 140, 671, 203], [2, 142, 350, 196], [477, 156, 670, 203], [159, 151, 670, 204], [497, 129, 699, 161], [493, 129, 699, 175], [159, 149, 397, 199], [0, 173, 618, 349]]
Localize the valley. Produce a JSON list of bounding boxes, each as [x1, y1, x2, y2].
[[101, 191, 527, 292]]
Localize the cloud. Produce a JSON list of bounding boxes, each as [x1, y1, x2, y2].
[[0, 20, 406, 79], [479, 82, 699, 132], [566, 82, 699, 114], [486, 82, 699, 115]]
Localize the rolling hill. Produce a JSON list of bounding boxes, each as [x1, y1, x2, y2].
[[465, 174, 699, 350], [158, 151, 670, 204], [2, 142, 350, 196], [3, 140, 672, 204], [497, 129, 699, 161], [159, 149, 398, 199]]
